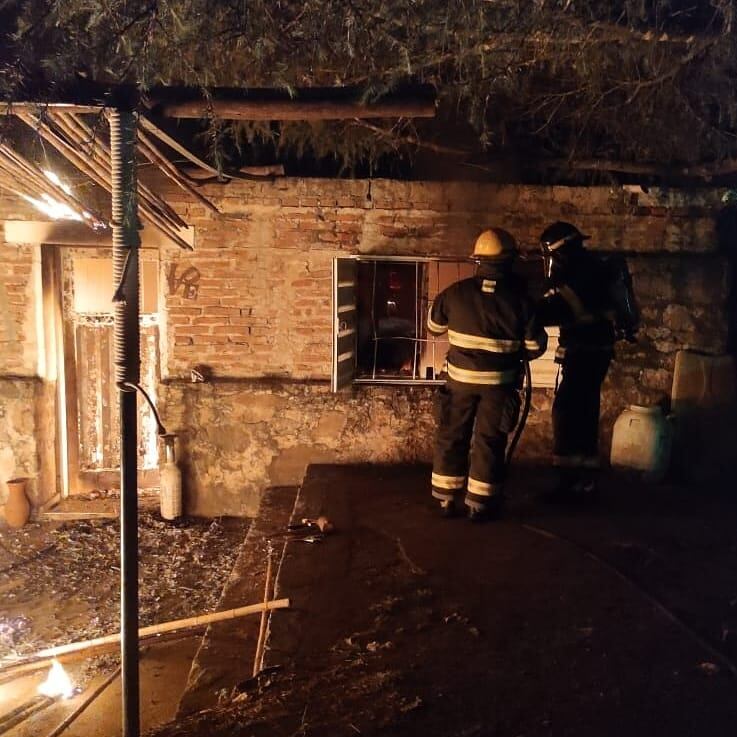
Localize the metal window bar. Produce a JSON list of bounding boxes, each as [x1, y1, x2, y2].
[[412, 260, 419, 380], [426, 263, 440, 380], [371, 261, 378, 380], [355, 256, 473, 385]]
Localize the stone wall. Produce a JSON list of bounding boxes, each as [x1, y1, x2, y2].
[[0, 377, 56, 512], [0, 198, 56, 513], [153, 178, 732, 515], [161, 381, 436, 516], [1, 179, 733, 516]]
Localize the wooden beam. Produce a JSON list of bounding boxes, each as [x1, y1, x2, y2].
[[136, 128, 220, 214], [0, 598, 291, 671], [1, 102, 103, 115], [538, 156, 737, 179], [3, 84, 436, 120], [16, 110, 193, 250], [139, 116, 223, 177], [181, 163, 286, 182], [0, 144, 107, 229], [3, 220, 193, 248], [54, 111, 188, 229], [152, 97, 436, 120]]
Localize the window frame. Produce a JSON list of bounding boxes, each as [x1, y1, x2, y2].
[[331, 255, 559, 390]]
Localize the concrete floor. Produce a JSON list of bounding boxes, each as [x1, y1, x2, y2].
[[150, 462, 737, 737], [8, 463, 737, 737]]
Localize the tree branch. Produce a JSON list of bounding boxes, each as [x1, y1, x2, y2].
[[350, 120, 472, 156]]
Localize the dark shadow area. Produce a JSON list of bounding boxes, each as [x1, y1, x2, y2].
[[152, 462, 737, 737]]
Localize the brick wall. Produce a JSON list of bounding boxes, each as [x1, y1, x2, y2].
[[0, 243, 38, 377], [159, 178, 728, 387], [151, 177, 732, 515], [1, 178, 733, 517], [0, 197, 54, 513]]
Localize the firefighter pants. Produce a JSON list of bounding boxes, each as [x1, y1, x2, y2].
[[431, 381, 521, 511], [552, 350, 612, 471]]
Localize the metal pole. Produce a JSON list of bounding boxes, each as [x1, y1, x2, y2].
[[109, 108, 141, 737]]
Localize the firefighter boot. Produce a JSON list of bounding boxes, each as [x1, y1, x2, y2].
[[573, 469, 600, 499], [433, 484, 462, 519], [543, 468, 579, 503], [466, 493, 505, 523], [439, 498, 458, 518]]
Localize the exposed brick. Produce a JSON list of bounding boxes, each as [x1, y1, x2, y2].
[[135, 179, 729, 388], [177, 325, 212, 334], [191, 334, 228, 345], [192, 316, 224, 325]]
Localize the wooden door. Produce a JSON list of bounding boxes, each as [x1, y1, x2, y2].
[[61, 252, 160, 493]]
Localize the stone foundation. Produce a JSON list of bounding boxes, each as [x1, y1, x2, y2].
[[159, 366, 714, 517], [161, 381, 437, 516], [0, 376, 56, 514]]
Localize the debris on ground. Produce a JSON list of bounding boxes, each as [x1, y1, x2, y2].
[[150, 463, 737, 737], [697, 661, 721, 676], [0, 512, 249, 659]]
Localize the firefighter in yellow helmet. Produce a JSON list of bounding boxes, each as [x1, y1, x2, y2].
[[429, 228, 548, 520]]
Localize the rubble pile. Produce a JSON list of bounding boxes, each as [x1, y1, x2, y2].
[[0, 513, 248, 659]]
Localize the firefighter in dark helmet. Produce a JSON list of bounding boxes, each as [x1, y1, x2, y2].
[[429, 228, 548, 521], [536, 221, 625, 498]]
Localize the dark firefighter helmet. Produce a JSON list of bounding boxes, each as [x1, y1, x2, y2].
[[472, 228, 518, 262], [539, 221, 590, 254]]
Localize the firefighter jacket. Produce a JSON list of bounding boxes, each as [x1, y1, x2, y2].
[[537, 248, 615, 360], [428, 264, 547, 386]]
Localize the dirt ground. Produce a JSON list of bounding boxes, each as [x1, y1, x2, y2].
[[150, 463, 737, 737], [0, 509, 249, 660]]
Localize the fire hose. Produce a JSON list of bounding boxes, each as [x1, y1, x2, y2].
[[505, 358, 532, 467]]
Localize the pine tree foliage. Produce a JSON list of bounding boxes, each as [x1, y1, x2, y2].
[[2, 1, 737, 172]]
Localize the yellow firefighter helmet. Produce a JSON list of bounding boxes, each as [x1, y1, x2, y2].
[[471, 228, 518, 261]]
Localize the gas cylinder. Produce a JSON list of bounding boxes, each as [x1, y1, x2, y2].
[[610, 405, 673, 481], [160, 434, 183, 520]]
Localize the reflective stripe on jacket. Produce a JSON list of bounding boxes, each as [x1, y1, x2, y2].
[[428, 266, 546, 386]]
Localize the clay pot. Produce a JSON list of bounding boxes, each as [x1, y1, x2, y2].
[[4, 478, 31, 528]]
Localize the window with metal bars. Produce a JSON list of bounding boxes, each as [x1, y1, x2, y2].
[[331, 255, 559, 390]]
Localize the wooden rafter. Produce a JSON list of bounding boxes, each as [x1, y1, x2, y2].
[[138, 116, 222, 178], [15, 110, 194, 249], [55, 111, 187, 227], [0, 143, 107, 229], [136, 127, 220, 215], [138, 116, 281, 181], [1, 103, 103, 115]]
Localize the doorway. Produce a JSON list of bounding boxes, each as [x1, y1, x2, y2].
[[48, 247, 161, 495]]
